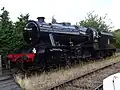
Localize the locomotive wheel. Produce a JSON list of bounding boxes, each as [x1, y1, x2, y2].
[[108, 50, 113, 56], [20, 62, 25, 71], [102, 51, 106, 58], [36, 61, 46, 71]]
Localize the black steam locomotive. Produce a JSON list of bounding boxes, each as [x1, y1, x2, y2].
[[6, 17, 116, 69]]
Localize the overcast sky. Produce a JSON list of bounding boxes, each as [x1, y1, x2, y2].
[[0, 0, 120, 30]]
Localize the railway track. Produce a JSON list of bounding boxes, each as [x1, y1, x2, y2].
[[48, 56, 120, 90], [0, 67, 22, 90]]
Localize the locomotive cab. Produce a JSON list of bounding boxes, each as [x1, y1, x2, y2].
[[86, 28, 99, 43]]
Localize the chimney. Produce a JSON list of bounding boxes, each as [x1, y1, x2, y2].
[[37, 17, 45, 23]]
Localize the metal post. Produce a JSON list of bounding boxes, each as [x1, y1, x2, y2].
[[0, 55, 2, 75]]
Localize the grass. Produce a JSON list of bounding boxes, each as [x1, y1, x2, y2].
[[15, 54, 120, 90]]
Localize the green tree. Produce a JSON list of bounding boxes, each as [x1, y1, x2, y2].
[[0, 7, 14, 55], [79, 11, 113, 31], [13, 14, 29, 52], [0, 7, 29, 56], [113, 29, 120, 48]]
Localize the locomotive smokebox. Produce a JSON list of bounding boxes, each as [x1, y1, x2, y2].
[[37, 17, 45, 23]]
